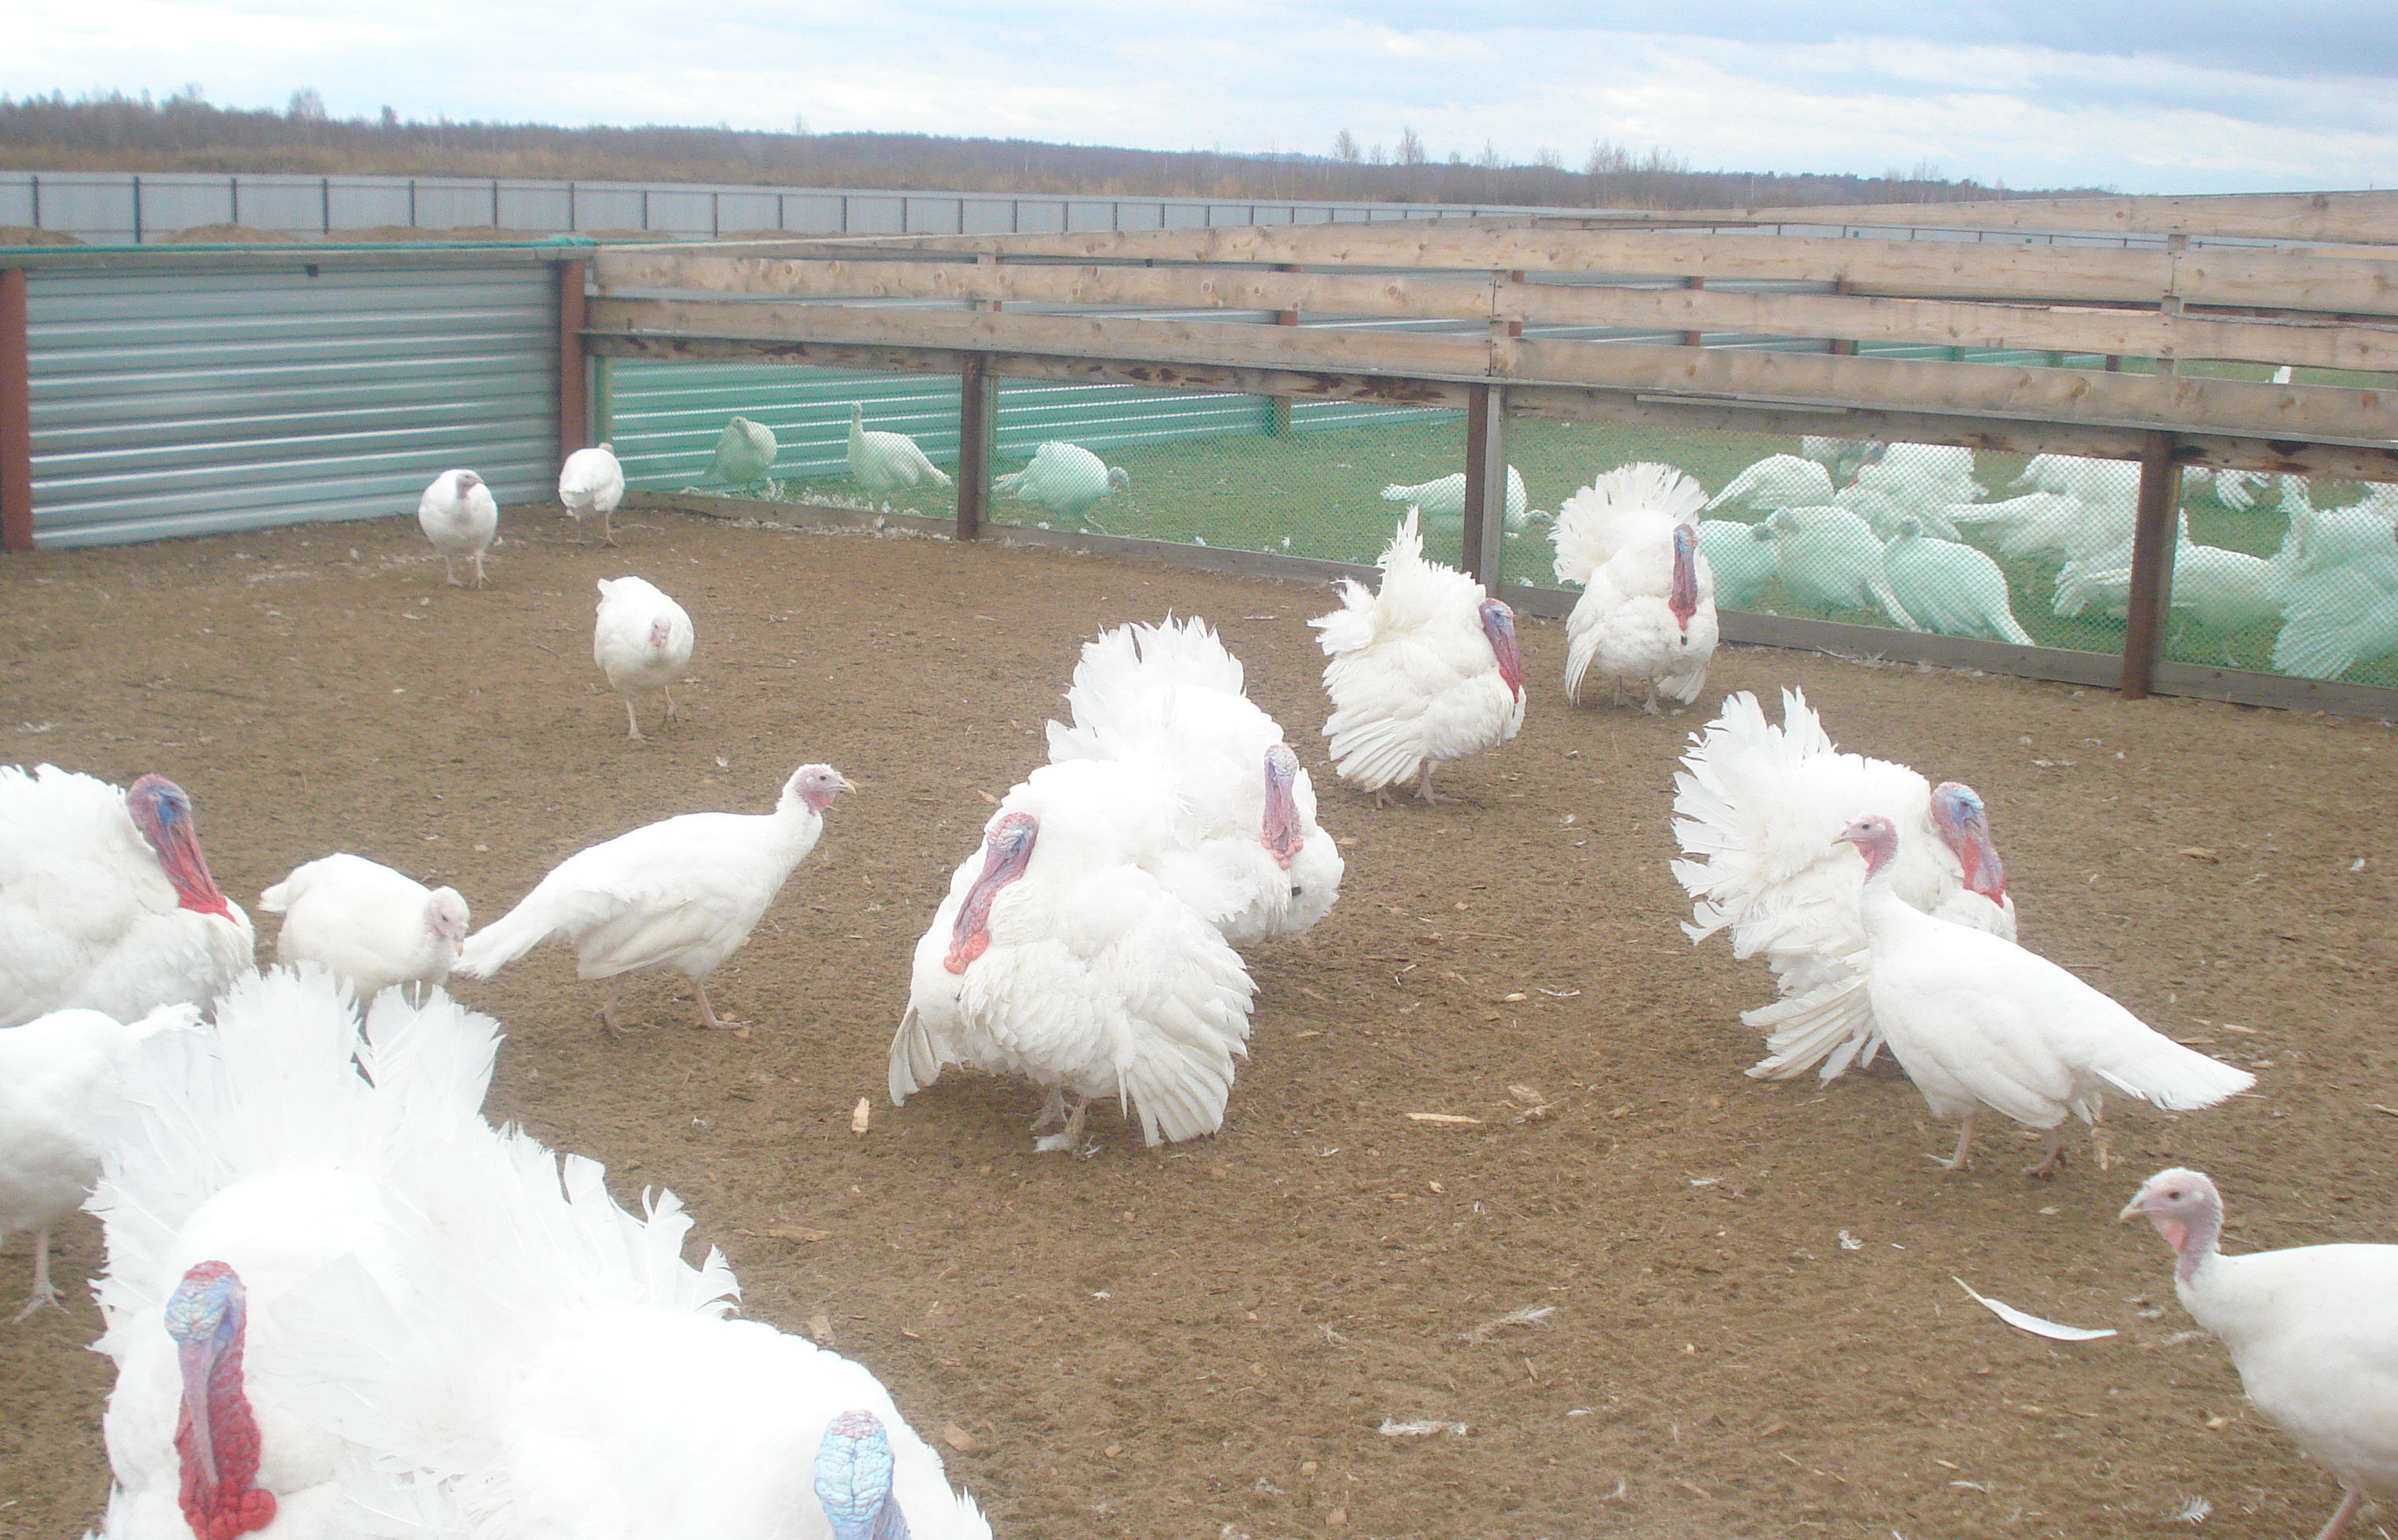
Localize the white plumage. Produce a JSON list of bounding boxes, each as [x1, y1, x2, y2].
[[1312, 510, 1525, 804], [454, 763, 851, 1033], [1699, 518, 1780, 611], [1673, 690, 2016, 1082], [89, 967, 989, 1538], [891, 759, 1256, 1153], [1851, 441, 1982, 522], [994, 441, 1127, 526], [707, 415, 778, 491], [1380, 466, 1532, 532], [846, 403, 953, 496], [2122, 1168, 2398, 1540], [416, 468, 498, 588], [1550, 462, 1717, 710], [259, 853, 469, 1004], [1762, 505, 1917, 626], [2053, 518, 2285, 638], [559, 443, 628, 547], [0, 765, 255, 1031], [0, 1004, 192, 1319], [1045, 617, 1344, 946], [1883, 521, 2035, 644], [593, 576, 697, 742], [1839, 814, 2253, 1174], [1706, 454, 1833, 516]]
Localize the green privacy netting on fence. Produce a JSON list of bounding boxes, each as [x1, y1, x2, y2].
[[601, 358, 2398, 692]]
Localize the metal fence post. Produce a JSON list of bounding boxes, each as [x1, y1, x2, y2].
[[1461, 382, 1507, 586], [2119, 430, 2182, 699], [956, 354, 991, 542], [555, 260, 589, 469], [0, 268, 31, 551]]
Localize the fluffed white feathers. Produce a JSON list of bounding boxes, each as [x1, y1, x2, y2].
[[994, 441, 1127, 525], [1380, 466, 1531, 532], [1699, 518, 1780, 610], [559, 444, 627, 544], [847, 403, 953, 496], [0, 764, 255, 1031], [1672, 691, 2017, 1081], [891, 759, 1256, 1151], [1312, 510, 1525, 798], [260, 853, 469, 1004], [1046, 617, 1343, 945], [417, 469, 499, 588], [1705, 454, 1832, 515], [1883, 522, 2035, 644], [1551, 462, 1717, 708], [593, 576, 696, 742], [1762, 505, 1917, 626], [707, 416, 778, 490]]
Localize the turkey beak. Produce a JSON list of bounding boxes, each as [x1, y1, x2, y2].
[[2115, 1193, 2149, 1225]]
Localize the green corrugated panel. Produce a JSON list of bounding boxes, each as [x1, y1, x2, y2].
[[603, 362, 960, 488], [26, 265, 556, 547]]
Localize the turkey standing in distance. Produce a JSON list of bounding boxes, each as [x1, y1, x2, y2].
[[1839, 815, 2252, 1175], [706, 416, 778, 493], [1763, 504, 1917, 627], [559, 443, 627, 547], [592, 576, 696, 742], [453, 763, 852, 1034], [994, 441, 1129, 528], [417, 469, 499, 587], [0, 766, 256, 1030], [891, 759, 1256, 1154], [1549, 462, 1717, 712], [2120, 1168, 2398, 1540], [1699, 518, 1780, 611], [259, 852, 470, 1004], [1380, 466, 1533, 532], [846, 402, 954, 496], [1883, 520, 2035, 644], [1313, 510, 1525, 805]]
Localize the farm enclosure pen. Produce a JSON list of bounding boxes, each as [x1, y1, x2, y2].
[[2, 507, 2394, 1540]]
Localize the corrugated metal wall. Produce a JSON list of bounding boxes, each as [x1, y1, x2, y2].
[[26, 265, 556, 547], [603, 359, 1457, 491]]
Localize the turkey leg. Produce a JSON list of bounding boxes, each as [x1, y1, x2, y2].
[[1032, 1094, 1090, 1154], [692, 978, 751, 1038], [1928, 1109, 1978, 1171], [9, 1228, 61, 1321]]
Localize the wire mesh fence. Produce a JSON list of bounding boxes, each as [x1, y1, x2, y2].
[[596, 356, 2398, 693]]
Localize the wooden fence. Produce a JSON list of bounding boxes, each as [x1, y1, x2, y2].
[[581, 190, 2398, 713]]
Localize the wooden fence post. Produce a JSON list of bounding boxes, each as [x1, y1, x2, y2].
[[1271, 262, 1300, 436], [1460, 382, 1507, 587], [1680, 275, 1705, 348], [957, 353, 991, 542], [0, 268, 32, 553], [2119, 430, 2182, 699], [1828, 277, 1856, 356], [555, 259, 589, 467]]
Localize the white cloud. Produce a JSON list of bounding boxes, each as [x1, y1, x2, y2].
[[4, 1, 2392, 194]]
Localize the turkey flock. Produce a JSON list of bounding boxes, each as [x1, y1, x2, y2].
[[2, 437, 2392, 1540]]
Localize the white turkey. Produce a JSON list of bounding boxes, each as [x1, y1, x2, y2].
[[1549, 462, 1717, 710], [2015, 453, 2142, 507], [416, 468, 499, 588], [88, 967, 991, 1538], [1699, 518, 1780, 610], [1673, 689, 2016, 1081], [1838, 814, 2252, 1174], [1883, 521, 2035, 644], [259, 853, 470, 1004], [846, 402, 953, 496], [559, 443, 628, 547], [1045, 617, 1343, 946], [1851, 441, 1982, 524], [2053, 517, 2285, 636], [891, 758, 1255, 1153], [0, 1003, 191, 1319], [2274, 565, 2398, 681], [1945, 491, 2123, 568], [454, 763, 850, 1033], [1761, 505, 1917, 626], [994, 440, 1127, 527], [1312, 509, 1525, 804], [2120, 1167, 2398, 1540], [706, 415, 778, 492], [2274, 479, 2398, 594], [1706, 453, 1833, 517], [0, 765, 255, 1030], [1799, 435, 1879, 484], [593, 575, 697, 742], [1380, 466, 1533, 532]]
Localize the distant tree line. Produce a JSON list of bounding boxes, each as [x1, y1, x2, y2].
[[0, 90, 2108, 210]]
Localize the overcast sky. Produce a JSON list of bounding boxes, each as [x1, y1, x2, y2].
[[9, 1, 2392, 194]]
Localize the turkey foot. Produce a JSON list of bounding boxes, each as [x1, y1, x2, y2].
[[1414, 764, 1457, 805], [1030, 1085, 1068, 1133], [692, 981, 751, 1039], [2022, 1126, 2068, 1179], [9, 1232, 61, 1322], [1927, 1111, 1977, 1172], [1032, 1094, 1090, 1154]]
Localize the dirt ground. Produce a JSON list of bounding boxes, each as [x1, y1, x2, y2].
[[4, 501, 2396, 1540]]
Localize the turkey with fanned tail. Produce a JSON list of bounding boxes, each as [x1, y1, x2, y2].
[[1840, 815, 2253, 1175], [890, 758, 1256, 1154], [1312, 510, 1525, 805], [1549, 462, 1717, 711], [1672, 690, 2016, 1081], [1046, 617, 1343, 946]]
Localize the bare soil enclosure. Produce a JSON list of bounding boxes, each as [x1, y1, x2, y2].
[[3, 506, 2396, 1540]]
